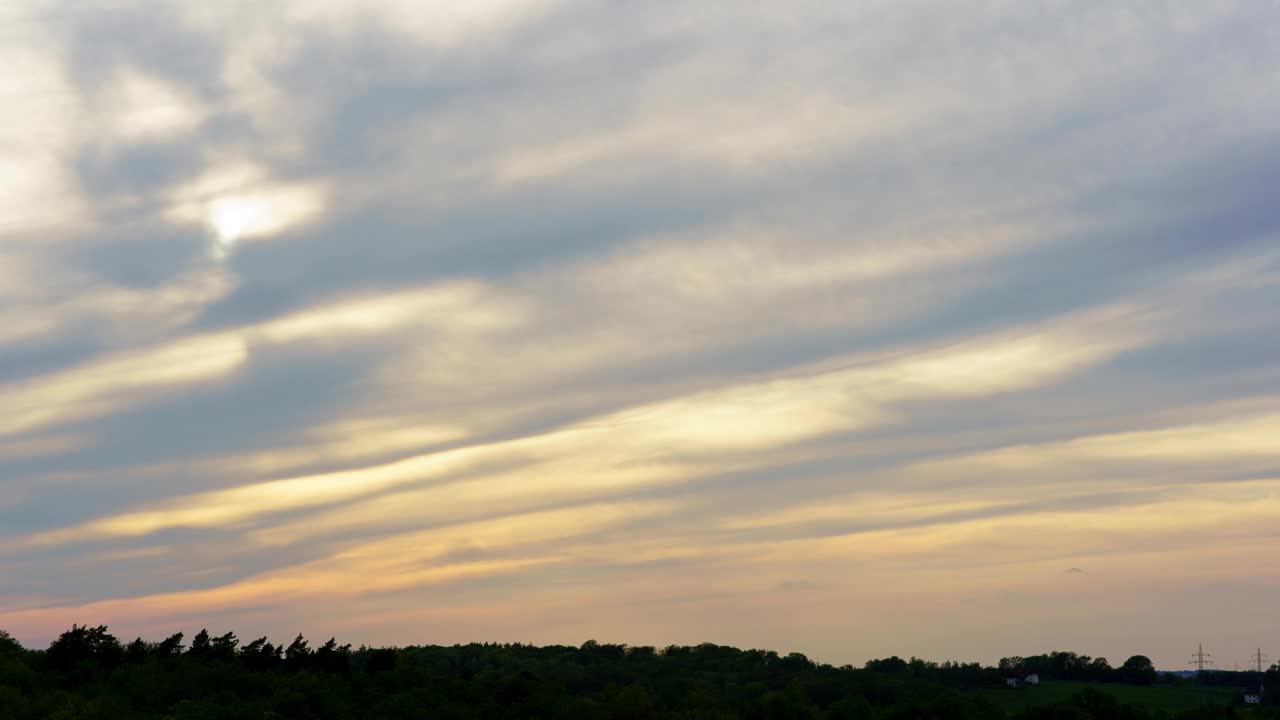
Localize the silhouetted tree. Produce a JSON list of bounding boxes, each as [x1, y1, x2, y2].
[[365, 647, 396, 675], [241, 636, 283, 672], [1088, 656, 1114, 681], [999, 656, 1026, 672], [188, 628, 213, 659], [0, 628, 1245, 720], [46, 624, 123, 673], [211, 631, 239, 661], [285, 634, 312, 672], [314, 637, 352, 674], [156, 631, 185, 657], [124, 637, 149, 663], [1121, 655, 1157, 686], [865, 656, 910, 674], [0, 629, 22, 656]]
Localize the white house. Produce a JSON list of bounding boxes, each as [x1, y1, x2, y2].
[[1244, 682, 1264, 705]]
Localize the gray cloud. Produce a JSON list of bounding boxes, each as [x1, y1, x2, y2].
[[2, 0, 1279, 669]]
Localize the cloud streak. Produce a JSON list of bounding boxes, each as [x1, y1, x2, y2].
[[2, 0, 1279, 670]]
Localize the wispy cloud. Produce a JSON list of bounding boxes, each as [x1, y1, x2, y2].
[[1, 0, 1279, 669]]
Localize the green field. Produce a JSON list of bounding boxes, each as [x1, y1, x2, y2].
[[974, 681, 1241, 715]]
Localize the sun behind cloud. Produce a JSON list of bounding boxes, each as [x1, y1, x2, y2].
[[207, 186, 327, 254], [164, 162, 328, 255]]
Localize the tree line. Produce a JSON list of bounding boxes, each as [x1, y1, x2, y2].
[[995, 652, 1161, 685], [1, 626, 1277, 719]]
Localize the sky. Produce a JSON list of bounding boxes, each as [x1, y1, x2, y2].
[[2, 0, 1279, 671]]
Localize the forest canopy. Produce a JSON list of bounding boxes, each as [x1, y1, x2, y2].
[[0, 626, 1276, 719]]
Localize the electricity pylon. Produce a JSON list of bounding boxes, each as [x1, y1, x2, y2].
[[1190, 644, 1213, 673]]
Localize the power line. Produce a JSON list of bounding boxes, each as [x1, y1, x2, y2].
[[1253, 648, 1269, 674]]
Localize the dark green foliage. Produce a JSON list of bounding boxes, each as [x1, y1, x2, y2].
[[239, 637, 282, 673], [1010, 686, 1269, 720], [1120, 657, 1157, 687], [210, 633, 239, 663], [124, 638, 150, 664], [156, 633, 185, 658], [187, 629, 212, 659], [0, 631, 22, 656], [45, 625, 124, 675], [283, 634, 311, 673], [998, 652, 1134, 684], [0, 626, 1245, 719]]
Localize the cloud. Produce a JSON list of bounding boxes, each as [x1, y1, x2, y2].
[[2, 0, 1280, 670], [0, 498, 672, 633], [10, 308, 1139, 551], [0, 41, 88, 237], [902, 410, 1280, 494], [94, 68, 206, 143], [162, 162, 330, 256], [0, 333, 248, 439]]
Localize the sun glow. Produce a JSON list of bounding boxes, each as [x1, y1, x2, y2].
[[164, 163, 327, 255], [205, 185, 324, 253], [209, 196, 268, 248]]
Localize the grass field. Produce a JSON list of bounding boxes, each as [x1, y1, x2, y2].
[[973, 681, 1241, 715]]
